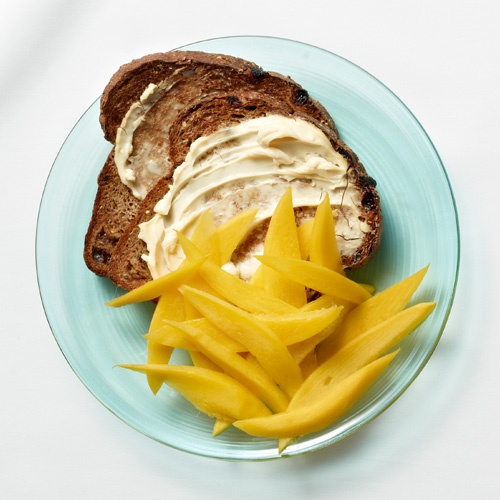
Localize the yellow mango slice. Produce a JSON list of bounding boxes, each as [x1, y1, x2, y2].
[[106, 257, 206, 307], [120, 364, 271, 421], [177, 230, 299, 315], [309, 194, 344, 275], [146, 342, 173, 394], [300, 293, 354, 315], [233, 350, 398, 440], [301, 293, 335, 311], [213, 419, 233, 437], [180, 285, 303, 398], [288, 301, 436, 409], [145, 328, 197, 351], [287, 324, 337, 364], [165, 319, 289, 413], [263, 187, 300, 259], [242, 353, 262, 369], [299, 351, 318, 379], [210, 207, 259, 266], [149, 289, 187, 328], [183, 207, 258, 266], [285, 303, 344, 363], [147, 317, 246, 352], [200, 260, 299, 314], [189, 207, 218, 255], [145, 291, 184, 394], [256, 306, 342, 346], [257, 255, 372, 305], [360, 283, 376, 294], [189, 350, 223, 372], [251, 187, 307, 307], [146, 340, 174, 385], [316, 265, 430, 363], [297, 219, 314, 260]]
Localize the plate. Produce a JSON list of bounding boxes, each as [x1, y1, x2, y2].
[[36, 36, 459, 460]]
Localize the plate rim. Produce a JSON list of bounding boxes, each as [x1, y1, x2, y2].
[[36, 35, 460, 460]]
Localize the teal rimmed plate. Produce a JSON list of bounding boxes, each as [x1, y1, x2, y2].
[[36, 36, 459, 460]]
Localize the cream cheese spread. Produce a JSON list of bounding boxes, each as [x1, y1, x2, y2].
[[138, 115, 372, 280], [114, 73, 183, 199]]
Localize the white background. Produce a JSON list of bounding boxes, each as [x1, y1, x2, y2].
[[1, 1, 499, 498]]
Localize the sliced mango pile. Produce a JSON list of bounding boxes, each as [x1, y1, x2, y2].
[[109, 188, 435, 453]]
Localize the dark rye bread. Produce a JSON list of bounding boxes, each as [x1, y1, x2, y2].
[[84, 50, 338, 277], [106, 91, 382, 291]]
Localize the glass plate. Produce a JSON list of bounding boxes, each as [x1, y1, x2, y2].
[[36, 36, 459, 460]]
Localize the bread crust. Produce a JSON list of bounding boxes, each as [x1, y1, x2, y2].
[[100, 50, 336, 144], [83, 150, 141, 276]]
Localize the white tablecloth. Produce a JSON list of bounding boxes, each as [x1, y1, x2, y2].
[[2, 1, 499, 498]]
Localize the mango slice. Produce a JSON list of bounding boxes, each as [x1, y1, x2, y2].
[[189, 350, 223, 371], [146, 327, 198, 351], [210, 208, 259, 266], [257, 255, 372, 304], [147, 317, 246, 352], [233, 351, 398, 440], [177, 231, 298, 315], [183, 206, 258, 266], [297, 218, 314, 260], [285, 302, 344, 363], [316, 265, 430, 363], [301, 292, 355, 315], [299, 351, 318, 379], [145, 342, 173, 394], [256, 306, 342, 346], [113, 188, 436, 452], [106, 257, 206, 307], [145, 291, 183, 394], [199, 260, 299, 314], [251, 187, 307, 307], [164, 319, 289, 413], [120, 364, 272, 421], [189, 207, 218, 255], [213, 419, 233, 437], [287, 324, 337, 364], [150, 290, 187, 328], [148, 305, 342, 351], [309, 194, 344, 275], [288, 302, 436, 409], [179, 285, 303, 398]]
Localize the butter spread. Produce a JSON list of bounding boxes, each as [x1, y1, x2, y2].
[[114, 73, 183, 199], [138, 115, 372, 280]]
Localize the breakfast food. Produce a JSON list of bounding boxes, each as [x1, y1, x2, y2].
[[84, 50, 382, 291], [82, 50, 413, 452], [111, 190, 435, 452]]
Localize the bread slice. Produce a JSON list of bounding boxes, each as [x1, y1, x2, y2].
[[83, 149, 142, 276], [105, 89, 329, 289], [84, 50, 338, 277], [168, 90, 319, 168], [106, 91, 382, 291]]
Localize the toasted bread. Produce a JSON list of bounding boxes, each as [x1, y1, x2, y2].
[[83, 150, 142, 276], [84, 51, 338, 277], [106, 91, 382, 291]]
